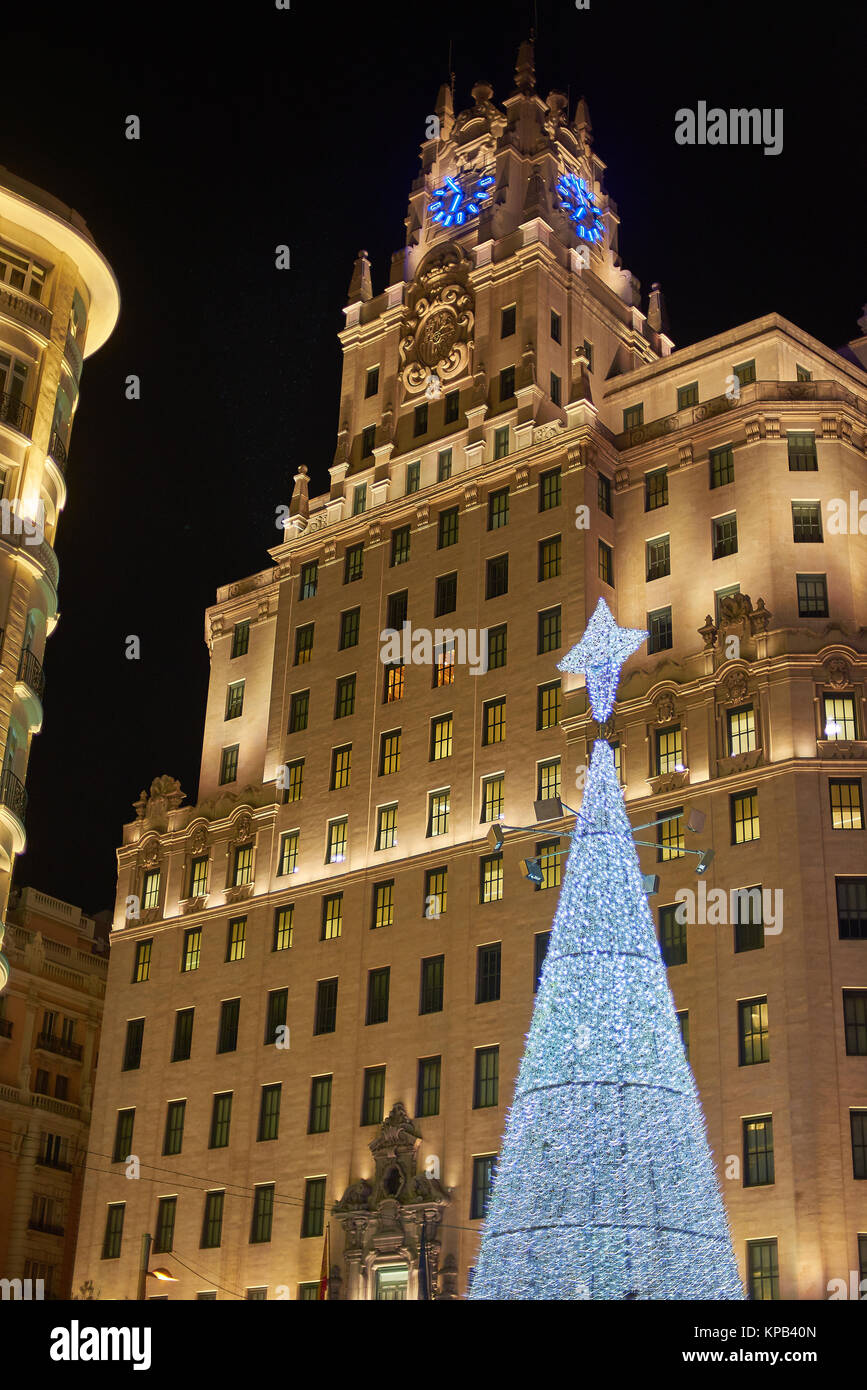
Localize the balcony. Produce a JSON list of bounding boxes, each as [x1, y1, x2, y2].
[[0, 768, 28, 823], [17, 647, 45, 702], [36, 1156, 73, 1172], [0, 1018, 12, 1038], [36, 1031, 83, 1061], [48, 428, 68, 475], [0, 285, 52, 337], [0, 391, 33, 438], [27, 1219, 65, 1237]]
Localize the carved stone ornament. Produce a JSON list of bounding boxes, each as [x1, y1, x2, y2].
[[323, 540, 336, 563], [367, 521, 381, 545], [721, 669, 749, 705], [133, 775, 185, 824], [826, 656, 850, 688], [655, 692, 676, 724], [533, 421, 565, 443], [514, 465, 530, 488], [464, 482, 478, 507], [189, 823, 209, 856], [398, 245, 474, 398], [138, 836, 161, 870], [231, 811, 254, 846]]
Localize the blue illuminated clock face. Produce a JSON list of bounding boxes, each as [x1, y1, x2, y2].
[[429, 170, 496, 228], [556, 172, 604, 243]]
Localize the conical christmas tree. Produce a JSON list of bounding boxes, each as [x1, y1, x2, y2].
[[469, 599, 743, 1300]]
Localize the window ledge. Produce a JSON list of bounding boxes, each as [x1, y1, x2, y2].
[[817, 739, 867, 761], [716, 749, 765, 777]]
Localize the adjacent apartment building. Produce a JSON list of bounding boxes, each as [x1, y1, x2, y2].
[[73, 44, 867, 1300]]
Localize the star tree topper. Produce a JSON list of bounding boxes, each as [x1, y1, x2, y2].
[[557, 597, 648, 721]]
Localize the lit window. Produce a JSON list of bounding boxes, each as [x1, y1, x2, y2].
[[233, 844, 253, 886], [481, 775, 504, 823], [383, 663, 405, 703], [225, 681, 245, 719], [538, 607, 561, 654], [273, 905, 294, 950], [473, 1046, 499, 1107], [226, 918, 247, 962], [132, 940, 152, 983], [427, 789, 450, 837], [728, 706, 756, 755], [539, 468, 561, 510], [330, 745, 351, 790], [326, 818, 348, 864], [823, 694, 857, 740], [731, 790, 760, 844], [537, 682, 561, 730], [430, 715, 453, 760], [480, 855, 503, 903], [709, 445, 734, 488], [321, 894, 343, 941], [645, 468, 668, 511], [487, 625, 507, 669], [424, 868, 447, 919], [646, 535, 670, 581], [379, 730, 401, 775], [536, 839, 561, 890], [655, 726, 683, 775], [376, 804, 397, 850], [300, 561, 318, 599], [482, 698, 506, 745], [743, 1116, 775, 1187], [278, 830, 299, 876], [182, 928, 201, 973], [739, 998, 770, 1065], [830, 779, 863, 830], [538, 535, 561, 580], [142, 871, 160, 912], [537, 759, 561, 801], [372, 881, 394, 929], [657, 810, 685, 862]]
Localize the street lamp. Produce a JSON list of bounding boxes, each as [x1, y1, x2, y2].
[[136, 1233, 179, 1300]]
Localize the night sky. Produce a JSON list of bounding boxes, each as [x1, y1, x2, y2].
[[4, 1, 863, 913]]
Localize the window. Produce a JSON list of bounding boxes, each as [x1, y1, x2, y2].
[[391, 525, 411, 565], [225, 680, 245, 719], [344, 543, 364, 583], [792, 501, 823, 542], [739, 997, 769, 1066], [217, 998, 240, 1054], [654, 726, 682, 775], [226, 918, 246, 962], [797, 573, 828, 617], [331, 745, 352, 790], [473, 1046, 499, 1109], [744, 1117, 775, 1186], [163, 1100, 186, 1155], [309, 1076, 332, 1134], [597, 473, 612, 516], [372, 880, 394, 929], [487, 625, 507, 669], [420, 955, 444, 1014], [406, 460, 421, 493], [366, 967, 390, 1025], [787, 430, 817, 471], [537, 759, 561, 801], [598, 539, 614, 586], [154, 1198, 178, 1254], [538, 606, 561, 653], [233, 843, 253, 886], [844, 992, 867, 1056], [339, 608, 360, 650], [483, 698, 506, 746], [172, 1008, 194, 1062], [611, 740, 623, 784], [677, 1010, 690, 1061], [550, 308, 561, 343], [417, 1056, 441, 1118], [301, 1178, 326, 1238], [335, 674, 356, 718], [365, 365, 380, 397], [833, 878, 867, 945], [278, 830, 299, 876], [200, 1191, 224, 1250], [175, 924, 203, 986], [709, 444, 734, 488], [209, 1092, 233, 1148], [444, 390, 460, 424], [102, 1204, 125, 1260], [476, 942, 502, 1001], [471, 1157, 496, 1220], [438, 506, 459, 548], [376, 804, 398, 850], [361, 1067, 386, 1126], [830, 779, 864, 830], [582, 340, 594, 372], [533, 931, 550, 992], [481, 774, 504, 823], [113, 1109, 135, 1163], [300, 560, 318, 599], [387, 590, 408, 630], [34, 1069, 49, 1095], [424, 867, 447, 919], [734, 359, 756, 387], [413, 405, 428, 438], [540, 468, 561, 511], [824, 694, 857, 741], [536, 839, 562, 890], [657, 810, 685, 862], [250, 1184, 275, 1243], [273, 905, 294, 950], [289, 690, 310, 733], [501, 304, 516, 338], [379, 730, 401, 775], [264, 988, 288, 1044], [352, 483, 367, 516], [734, 886, 764, 953], [648, 607, 672, 654], [646, 535, 670, 581], [219, 745, 239, 785], [437, 448, 452, 481], [747, 1240, 780, 1301], [623, 404, 644, 430], [246, 1288, 268, 1301], [659, 904, 687, 966], [645, 468, 668, 511], [231, 621, 250, 658], [731, 789, 760, 844], [488, 488, 509, 530], [537, 681, 562, 730], [796, 364, 812, 382], [427, 789, 450, 837], [0, 245, 46, 299], [728, 705, 756, 755], [852, 1112, 867, 1179], [539, 535, 561, 580], [258, 1084, 282, 1142], [712, 512, 738, 559], [133, 940, 152, 983], [326, 817, 348, 864], [321, 894, 343, 940], [435, 572, 458, 616], [314, 979, 338, 1034], [122, 1019, 144, 1071], [189, 856, 208, 897], [499, 365, 515, 401], [298, 1284, 319, 1301], [486, 553, 509, 598], [495, 427, 509, 461], [361, 424, 376, 458], [677, 382, 698, 409]]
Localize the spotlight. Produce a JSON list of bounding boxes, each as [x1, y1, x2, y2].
[[642, 873, 660, 896], [487, 823, 505, 852], [534, 796, 563, 822], [519, 857, 543, 885], [696, 849, 714, 875], [685, 808, 706, 834]]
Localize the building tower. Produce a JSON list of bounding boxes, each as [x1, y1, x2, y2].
[[74, 43, 866, 1301], [0, 166, 119, 992]]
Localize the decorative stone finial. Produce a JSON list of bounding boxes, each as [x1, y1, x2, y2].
[[514, 37, 536, 95], [347, 249, 372, 305]]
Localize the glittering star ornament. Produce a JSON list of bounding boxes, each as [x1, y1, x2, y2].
[[557, 597, 648, 722]]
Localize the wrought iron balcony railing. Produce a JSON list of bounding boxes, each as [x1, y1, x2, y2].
[[36, 1031, 83, 1061], [0, 767, 28, 823], [48, 428, 68, 473], [0, 391, 33, 438], [17, 647, 45, 701]]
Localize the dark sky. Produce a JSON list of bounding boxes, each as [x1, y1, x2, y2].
[[4, 0, 863, 913]]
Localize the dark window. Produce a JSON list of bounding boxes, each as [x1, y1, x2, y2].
[[709, 445, 734, 488], [354, 485, 367, 516], [487, 625, 507, 670], [387, 590, 408, 630], [444, 390, 460, 424], [102, 1205, 125, 1259], [414, 404, 428, 437], [217, 998, 240, 1054], [493, 426, 509, 459], [837, 878, 867, 940], [499, 365, 515, 401], [582, 340, 594, 372], [231, 622, 250, 658], [853, 1111, 867, 1179], [301, 1178, 326, 1238], [473, 1046, 499, 1108], [712, 512, 738, 559], [314, 979, 338, 1034], [538, 606, 561, 654], [438, 506, 459, 548], [659, 904, 687, 966], [366, 967, 390, 1025], [796, 364, 812, 382], [219, 745, 239, 785], [250, 1184, 274, 1243], [435, 572, 457, 616], [113, 1109, 135, 1163], [734, 359, 755, 387], [844, 991, 867, 1056], [420, 955, 444, 1014], [308, 1076, 332, 1134], [476, 942, 502, 1003], [200, 1190, 224, 1249], [645, 468, 668, 511], [533, 931, 550, 991], [792, 501, 823, 543], [488, 488, 509, 530], [623, 404, 643, 430], [361, 424, 376, 458], [538, 535, 561, 580], [339, 607, 360, 650], [335, 674, 356, 718], [743, 1117, 775, 1186], [501, 304, 516, 338], [540, 468, 561, 511], [417, 1056, 442, 1118], [597, 473, 612, 516], [406, 460, 421, 492], [300, 560, 318, 599], [598, 539, 614, 586], [648, 607, 672, 653], [437, 448, 452, 481], [361, 1066, 386, 1126], [550, 309, 561, 343], [486, 553, 509, 598], [677, 1011, 690, 1060], [747, 1240, 779, 1301], [391, 526, 411, 565], [264, 988, 288, 1045], [122, 1019, 144, 1071], [344, 543, 364, 583], [162, 1101, 186, 1156], [209, 1092, 232, 1149], [677, 382, 698, 409], [739, 998, 770, 1065], [787, 431, 817, 471], [365, 365, 380, 398], [550, 370, 562, 406], [646, 535, 670, 581], [734, 886, 764, 953], [470, 1157, 496, 1220], [257, 1084, 282, 1142], [797, 573, 828, 616]]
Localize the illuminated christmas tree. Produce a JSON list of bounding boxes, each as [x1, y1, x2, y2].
[[469, 599, 743, 1301]]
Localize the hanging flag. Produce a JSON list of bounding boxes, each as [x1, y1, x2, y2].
[[418, 1221, 430, 1301], [318, 1223, 330, 1300]]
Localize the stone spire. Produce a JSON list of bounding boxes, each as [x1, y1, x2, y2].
[[434, 81, 454, 141], [513, 37, 536, 96], [347, 249, 372, 304], [523, 165, 548, 219], [575, 95, 593, 155], [289, 464, 310, 520], [647, 282, 670, 336]]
